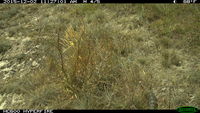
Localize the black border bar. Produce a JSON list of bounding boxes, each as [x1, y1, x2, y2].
[[1, 110, 200, 113], [0, 0, 199, 3], [0, 110, 182, 113]]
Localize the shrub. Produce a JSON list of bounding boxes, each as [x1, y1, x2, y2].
[[138, 58, 147, 65], [0, 39, 12, 54], [161, 50, 181, 68], [189, 70, 200, 84], [0, 6, 19, 20], [159, 37, 172, 49], [1, 4, 199, 110]]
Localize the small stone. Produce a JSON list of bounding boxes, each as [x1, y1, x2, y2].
[[0, 61, 8, 68], [22, 37, 31, 42], [32, 61, 38, 67], [1, 68, 12, 72], [35, 45, 40, 48]]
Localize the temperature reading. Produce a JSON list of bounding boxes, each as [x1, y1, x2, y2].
[[183, 0, 197, 3], [94, 0, 100, 3]]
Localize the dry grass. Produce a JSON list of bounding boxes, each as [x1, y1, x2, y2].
[[0, 4, 200, 109]]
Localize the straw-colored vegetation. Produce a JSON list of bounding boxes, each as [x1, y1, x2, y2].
[[0, 4, 199, 109]]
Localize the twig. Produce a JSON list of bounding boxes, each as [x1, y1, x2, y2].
[[57, 27, 68, 79]]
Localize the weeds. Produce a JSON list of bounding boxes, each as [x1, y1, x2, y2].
[[161, 50, 181, 68], [0, 39, 12, 54], [0, 4, 199, 109]]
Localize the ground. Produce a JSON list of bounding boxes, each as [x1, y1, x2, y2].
[[0, 4, 199, 109]]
